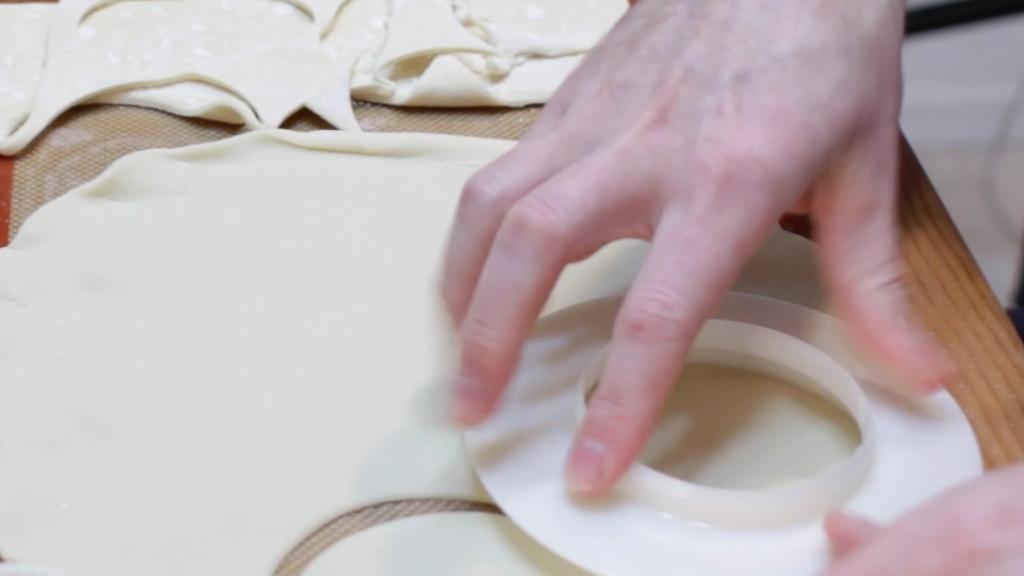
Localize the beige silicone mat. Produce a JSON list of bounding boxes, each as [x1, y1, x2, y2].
[[10, 103, 540, 234], [7, 102, 536, 575]]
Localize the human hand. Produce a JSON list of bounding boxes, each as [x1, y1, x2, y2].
[[442, 0, 953, 494], [824, 465, 1024, 575]]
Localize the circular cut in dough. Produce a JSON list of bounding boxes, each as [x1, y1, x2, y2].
[[466, 293, 983, 576], [302, 512, 588, 575]]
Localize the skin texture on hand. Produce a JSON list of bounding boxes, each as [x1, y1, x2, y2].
[[441, 0, 953, 495], [824, 464, 1024, 576]]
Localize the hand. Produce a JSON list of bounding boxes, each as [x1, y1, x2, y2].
[[824, 465, 1024, 576], [441, 0, 952, 494]]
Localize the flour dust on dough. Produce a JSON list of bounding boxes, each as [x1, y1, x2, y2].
[[0, 4, 52, 141], [302, 512, 589, 575], [0, 0, 349, 154], [0, 0, 628, 154], [1, 4, 263, 140], [348, 0, 626, 107]]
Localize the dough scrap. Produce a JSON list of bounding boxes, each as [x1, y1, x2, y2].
[[0, 5, 260, 138], [303, 512, 589, 575], [0, 0, 351, 154], [349, 0, 624, 106], [0, 4, 52, 140], [0, 0, 628, 154], [455, 0, 623, 58]]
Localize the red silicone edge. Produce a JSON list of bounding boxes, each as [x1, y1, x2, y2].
[[0, 156, 12, 247]]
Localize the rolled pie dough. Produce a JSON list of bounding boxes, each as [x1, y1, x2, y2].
[[0, 130, 646, 576], [0, 129, 833, 575], [0, 0, 627, 154]]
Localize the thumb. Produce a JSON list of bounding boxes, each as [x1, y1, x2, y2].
[[812, 127, 954, 395], [824, 510, 881, 557]]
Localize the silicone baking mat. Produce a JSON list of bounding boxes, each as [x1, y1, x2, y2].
[[3, 103, 540, 237]]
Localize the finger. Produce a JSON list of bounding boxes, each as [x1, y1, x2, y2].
[[812, 127, 954, 395], [978, 550, 1024, 576], [825, 466, 1024, 576], [441, 133, 589, 324], [567, 194, 779, 494], [453, 147, 655, 425], [825, 511, 881, 557]]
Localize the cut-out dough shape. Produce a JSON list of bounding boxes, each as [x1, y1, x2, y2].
[[0, 4, 262, 132], [375, 0, 497, 69], [97, 81, 262, 127], [0, 0, 353, 154], [455, 0, 625, 58], [350, 0, 626, 106], [302, 512, 589, 575], [0, 4, 52, 140], [0, 129, 824, 575], [1, 0, 628, 152]]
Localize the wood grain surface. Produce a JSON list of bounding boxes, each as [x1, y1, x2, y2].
[[900, 141, 1024, 468], [1, 0, 1022, 472]]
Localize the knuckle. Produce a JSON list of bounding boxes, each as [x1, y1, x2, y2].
[[462, 169, 512, 214], [850, 252, 905, 300], [618, 288, 689, 344], [585, 385, 661, 452], [702, 146, 772, 204], [459, 315, 504, 367], [587, 387, 648, 429], [501, 196, 568, 249], [635, 88, 682, 140]]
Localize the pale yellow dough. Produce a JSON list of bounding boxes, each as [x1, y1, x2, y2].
[[0, 130, 820, 575], [0, 4, 51, 140], [0, 0, 628, 154], [641, 363, 861, 491], [0, 0, 349, 154], [0, 130, 640, 575], [349, 0, 626, 106], [0, 5, 262, 132]]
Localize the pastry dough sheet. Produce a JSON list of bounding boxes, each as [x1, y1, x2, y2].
[[0, 126, 837, 575], [0, 130, 647, 575]]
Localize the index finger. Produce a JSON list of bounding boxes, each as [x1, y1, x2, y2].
[[453, 150, 648, 425], [566, 198, 777, 494]]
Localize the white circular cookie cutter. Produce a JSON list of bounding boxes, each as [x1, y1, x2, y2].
[[465, 292, 983, 576], [574, 320, 877, 530]]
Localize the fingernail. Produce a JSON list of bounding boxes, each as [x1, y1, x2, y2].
[[452, 376, 489, 426], [565, 439, 608, 493]]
